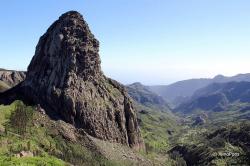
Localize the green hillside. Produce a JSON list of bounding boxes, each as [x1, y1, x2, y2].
[[0, 101, 137, 165], [0, 81, 10, 92]]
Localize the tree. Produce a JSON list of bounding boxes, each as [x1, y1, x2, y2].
[[9, 101, 34, 135]]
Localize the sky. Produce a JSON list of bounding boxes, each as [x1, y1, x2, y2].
[[0, 1, 250, 85]]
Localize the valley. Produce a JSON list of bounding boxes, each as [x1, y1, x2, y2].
[[127, 81, 250, 165]]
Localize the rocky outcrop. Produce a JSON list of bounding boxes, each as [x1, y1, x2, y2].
[[193, 116, 206, 125], [0, 11, 143, 150], [15, 151, 34, 158]]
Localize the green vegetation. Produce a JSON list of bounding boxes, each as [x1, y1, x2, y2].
[[8, 101, 34, 135], [139, 106, 177, 153], [167, 110, 250, 165], [0, 98, 248, 165], [136, 95, 250, 165], [207, 103, 250, 126], [0, 80, 10, 92], [136, 103, 182, 164], [0, 156, 65, 166], [0, 101, 66, 165]]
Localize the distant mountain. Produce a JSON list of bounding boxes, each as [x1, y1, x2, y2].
[[176, 81, 250, 113], [0, 69, 26, 92], [149, 73, 250, 107], [126, 82, 171, 112], [149, 78, 211, 106]]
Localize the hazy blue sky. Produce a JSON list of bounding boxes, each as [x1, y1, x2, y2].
[[0, 1, 249, 85]]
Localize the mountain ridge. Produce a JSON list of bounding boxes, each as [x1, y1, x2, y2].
[[149, 73, 250, 106], [176, 81, 250, 113], [0, 69, 26, 92]]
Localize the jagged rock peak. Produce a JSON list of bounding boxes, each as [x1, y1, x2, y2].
[[26, 10, 101, 84], [59, 10, 83, 19], [2, 11, 144, 150]]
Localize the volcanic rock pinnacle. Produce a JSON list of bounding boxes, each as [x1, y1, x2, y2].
[[0, 11, 144, 150]]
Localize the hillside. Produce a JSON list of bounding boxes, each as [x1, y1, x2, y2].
[[126, 82, 171, 111], [0, 101, 151, 165], [0, 81, 10, 92], [126, 82, 180, 156], [168, 121, 250, 165], [0, 69, 25, 92]]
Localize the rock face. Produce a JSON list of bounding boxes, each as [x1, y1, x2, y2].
[[0, 11, 144, 150]]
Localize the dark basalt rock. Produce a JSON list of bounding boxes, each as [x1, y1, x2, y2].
[[0, 11, 144, 150]]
